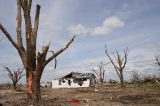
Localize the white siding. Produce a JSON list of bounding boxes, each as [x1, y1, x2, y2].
[[52, 79, 90, 88]]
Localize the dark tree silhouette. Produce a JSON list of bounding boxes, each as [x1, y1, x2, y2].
[[3, 66, 25, 90], [105, 47, 129, 87], [155, 55, 160, 66], [0, 0, 75, 105]]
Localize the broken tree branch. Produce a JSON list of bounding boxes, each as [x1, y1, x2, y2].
[[44, 35, 76, 66], [105, 47, 120, 77], [32, 4, 40, 46], [122, 48, 129, 69], [17, 0, 24, 49], [50, 51, 57, 69]]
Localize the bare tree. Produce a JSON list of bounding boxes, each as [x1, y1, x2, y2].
[[105, 47, 129, 87], [91, 61, 109, 84], [155, 55, 160, 66], [3, 66, 25, 90], [0, 0, 75, 105], [155, 54, 160, 79]]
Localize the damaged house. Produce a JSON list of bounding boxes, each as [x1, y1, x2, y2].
[[52, 72, 96, 88]]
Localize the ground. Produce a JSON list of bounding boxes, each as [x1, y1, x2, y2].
[[0, 83, 160, 106]]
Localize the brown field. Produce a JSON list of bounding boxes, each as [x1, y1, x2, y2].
[[0, 83, 160, 106]]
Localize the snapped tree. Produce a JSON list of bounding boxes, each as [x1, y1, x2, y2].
[[0, 0, 75, 105], [3, 66, 25, 90], [91, 61, 109, 84], [105, 47, 129, 87]]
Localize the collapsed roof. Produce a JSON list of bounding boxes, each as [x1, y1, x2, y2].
[[62, 72, 96, 79]]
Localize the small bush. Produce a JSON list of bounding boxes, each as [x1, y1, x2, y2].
[[109, 79, 118, 84], [0, 82, 12, 89], [131, 71, 141, 83], [143, 75, 156, 83]]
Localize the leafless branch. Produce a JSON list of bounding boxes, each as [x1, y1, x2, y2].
[[91, 68, 100, 78], [91, 61, 107, 84], [122, 48, 129, 69], [155, 55, 160, 66], [44, 35, 76, 66], [105, 47, 120, 77], [0, 23, 19, 50], [49, 51, 57, 69]]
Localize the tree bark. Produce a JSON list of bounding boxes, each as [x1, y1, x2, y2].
[[13, 83, 17, 90], [31, 74, 41, 105], [120, 71, 125, 87], [27, 70, 42, 105]]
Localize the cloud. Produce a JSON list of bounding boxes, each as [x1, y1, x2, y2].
[[68, 24, 90, 35], [68, 16, 124, 36], [92, 16, 124, 35]]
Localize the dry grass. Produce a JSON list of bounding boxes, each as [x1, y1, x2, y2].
[[0, 83, 160, 106]]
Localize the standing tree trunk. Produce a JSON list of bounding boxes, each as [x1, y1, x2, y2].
[[32, 74, 41, 103], [13, 82, 17, 90], [0, 0, 75, 105], [120, 70, 124, 87]]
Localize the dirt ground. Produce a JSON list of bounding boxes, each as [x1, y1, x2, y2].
[[0, 84, 160, 106]]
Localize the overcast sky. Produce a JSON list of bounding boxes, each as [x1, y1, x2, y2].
[[0, 0, 160, 83]]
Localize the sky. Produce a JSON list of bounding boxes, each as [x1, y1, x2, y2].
[[0, 0, 160, 83]]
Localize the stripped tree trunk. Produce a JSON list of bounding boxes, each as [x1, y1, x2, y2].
[[0, 0, 75, 105]]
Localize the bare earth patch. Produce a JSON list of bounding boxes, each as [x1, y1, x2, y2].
[[0, 84, 160, 106]]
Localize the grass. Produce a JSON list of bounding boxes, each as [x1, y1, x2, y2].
[[143, 83, 160, 89]]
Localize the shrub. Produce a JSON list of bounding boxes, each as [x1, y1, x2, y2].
[[143, 75, 157, 83], [131, 71, 141, 83]]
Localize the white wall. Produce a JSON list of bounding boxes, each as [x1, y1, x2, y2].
[[52, 79, 90, 88]]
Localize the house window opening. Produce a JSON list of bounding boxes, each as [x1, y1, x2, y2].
[[59, 80, 62, 85], [68, 80, 71, 86]]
